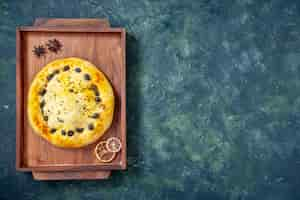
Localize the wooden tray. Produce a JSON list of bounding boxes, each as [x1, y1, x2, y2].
[[16, 18, 126, 180]]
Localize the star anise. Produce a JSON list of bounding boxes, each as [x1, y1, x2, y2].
[[46, 39, 62, 53], [33, 45, 46, 57]]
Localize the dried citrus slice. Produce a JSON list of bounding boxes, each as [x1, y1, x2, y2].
[[95, 141, 107, 153], [97, 150, 116, 163], [106, 137, 122, 153], [95, 141, 108, 160], [94, 141, 116, 163]]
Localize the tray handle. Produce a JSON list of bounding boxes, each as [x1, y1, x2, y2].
[[33, 171, 111, 180], [34, 18, 110, 28]]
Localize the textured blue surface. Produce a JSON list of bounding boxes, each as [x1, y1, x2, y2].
[[0, 0, 300, 199]]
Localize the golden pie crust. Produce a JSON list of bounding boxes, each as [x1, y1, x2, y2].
[[27, 57, 115, 148]]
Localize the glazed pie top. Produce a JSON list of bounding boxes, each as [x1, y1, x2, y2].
[[27, 57, 115, 148]]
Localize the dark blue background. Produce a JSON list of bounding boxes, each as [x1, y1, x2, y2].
[[0, 0, 300, 199]]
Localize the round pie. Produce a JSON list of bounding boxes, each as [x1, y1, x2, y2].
[[27, 57, 115, 148]]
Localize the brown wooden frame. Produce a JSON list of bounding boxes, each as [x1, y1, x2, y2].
[[16, 21, 126, 176]]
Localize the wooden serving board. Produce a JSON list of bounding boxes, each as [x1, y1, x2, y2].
[[16, 18, 126, 180]]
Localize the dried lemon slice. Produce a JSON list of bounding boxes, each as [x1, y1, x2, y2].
[[95, 141, 107, 155], [106, 137, 122, 153], [97, 150, 116, 163], [95, 141, 116, 163]]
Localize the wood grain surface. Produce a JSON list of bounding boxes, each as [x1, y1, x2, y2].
[[16, 19, 126, 177]]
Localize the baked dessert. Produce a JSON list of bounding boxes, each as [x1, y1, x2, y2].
[[27, 57, 115, 148]]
